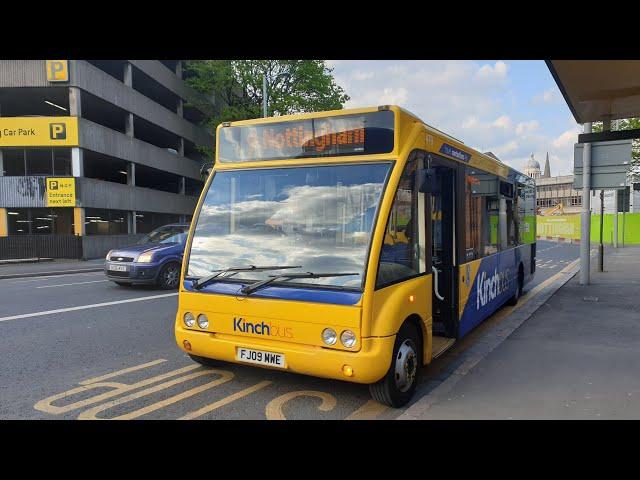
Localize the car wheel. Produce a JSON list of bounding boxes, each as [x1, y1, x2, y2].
[[158, 262, 181, 289], [369, 321, 421, 408], [114, 282, 132, 287]]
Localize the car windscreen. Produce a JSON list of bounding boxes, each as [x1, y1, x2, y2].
[[139, 227, 188, 245]]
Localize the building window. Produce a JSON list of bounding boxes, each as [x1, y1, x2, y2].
[[85, 208, 128, 235], [6, 208, 74, 235], [1, 148, 72, 176], [2, 149, 26, 176]]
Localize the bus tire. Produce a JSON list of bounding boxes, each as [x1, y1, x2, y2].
[[369, 321, 421, 408], [507, 267, 524, 306], [157, 262, 181, 289], [188, 354, 221, 368]]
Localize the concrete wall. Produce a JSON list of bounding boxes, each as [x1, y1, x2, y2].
[[79, 118, 201, 180], [0, 177, 47, 207], [0, 60, 214, 148], [78, 178, 197, 215], [71, 61, 213, 147], [0, 176, 198, 214]]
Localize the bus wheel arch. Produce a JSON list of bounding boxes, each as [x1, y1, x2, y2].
[[508, 263, 524, 306]]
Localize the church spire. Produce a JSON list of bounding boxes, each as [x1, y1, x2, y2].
[[543, 152, 551, 178]]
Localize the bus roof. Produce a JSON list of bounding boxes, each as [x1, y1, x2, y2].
[[215, 105, 523, 180]]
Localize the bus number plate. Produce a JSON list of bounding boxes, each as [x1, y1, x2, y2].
[[236, 348, 285, 368]]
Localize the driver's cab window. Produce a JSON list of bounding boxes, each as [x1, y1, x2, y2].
[[376, 158, 425, 288]]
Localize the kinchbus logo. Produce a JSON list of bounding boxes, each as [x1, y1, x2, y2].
[[476, 268, 511, 309], [233, 317, 293, 339]]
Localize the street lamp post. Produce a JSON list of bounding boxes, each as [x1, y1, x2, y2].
[[262, 75, 268, 118], [262, 72, 290, 118]]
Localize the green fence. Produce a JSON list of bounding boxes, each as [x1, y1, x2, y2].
[[537, 213, 640, 244]]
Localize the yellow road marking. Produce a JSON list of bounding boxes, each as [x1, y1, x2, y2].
[[345, 400, 389, 420], [265, 390, 336, 420], [79, 359, 167, 385], [34, 360, 198, 415], [179, 381, 273, 420], [77, 369, 234, 420]]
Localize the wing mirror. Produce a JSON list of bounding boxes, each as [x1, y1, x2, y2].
[[417, 168, 439, 194]]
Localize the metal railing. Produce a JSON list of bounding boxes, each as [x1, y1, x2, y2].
[[0, 235, 82, 260]]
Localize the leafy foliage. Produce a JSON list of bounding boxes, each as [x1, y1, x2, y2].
[[184, 60, 349, 141]]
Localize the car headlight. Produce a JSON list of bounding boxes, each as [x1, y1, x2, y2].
[[197, 314, 209, 329], [105, 250, 113, 260], [321, 328, 337, 346], [137, 251, 154, 263], [340, 330, 357, 348], [183, 312, 196, 327]]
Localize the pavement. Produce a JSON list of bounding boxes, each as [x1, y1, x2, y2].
[[0, 240, 584, 420], [400, 244, 640, 419], [0, 259, 104, 280]]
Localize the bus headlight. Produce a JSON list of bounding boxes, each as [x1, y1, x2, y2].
[[137, 251, 154, 263], [183, 312, 196, 327], [197, 314, 209, 329], [340, 330, 357, 348], [321, 328, 337, 346]]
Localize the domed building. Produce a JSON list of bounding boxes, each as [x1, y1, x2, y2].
[[524, 153, 541, 179]]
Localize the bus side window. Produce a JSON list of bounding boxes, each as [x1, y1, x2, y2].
[[376, 159, 424, 288], [465, 167, 500, 259]]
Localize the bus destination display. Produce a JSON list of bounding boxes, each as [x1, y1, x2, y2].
[[218, 110, 394, 162]]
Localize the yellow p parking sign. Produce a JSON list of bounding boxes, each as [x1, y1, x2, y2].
[[46, 60, 69, 82]]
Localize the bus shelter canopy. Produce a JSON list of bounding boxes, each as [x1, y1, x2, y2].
[[547, 60, 640, 124]]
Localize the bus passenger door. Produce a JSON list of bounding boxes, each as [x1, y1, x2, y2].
[[428, 159, 458, 338]]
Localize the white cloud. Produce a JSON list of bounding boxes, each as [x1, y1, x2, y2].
[[516, 120, 539, 135], [329, 60, 579, 176], [534, 88, 559, 104], [552, 128, 579, 149], [492, 115, 511, 129], [351, 70, 374, 81], [476, 61, 508, 81]]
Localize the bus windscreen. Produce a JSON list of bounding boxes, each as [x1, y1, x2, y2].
[[218, 110, 394, 163]]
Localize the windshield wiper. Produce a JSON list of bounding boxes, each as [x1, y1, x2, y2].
[[241, 272, 359, 295], [192, 265, 301, 290]]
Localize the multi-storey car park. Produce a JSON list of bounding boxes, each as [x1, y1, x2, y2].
[[0, 60, 214, 260]]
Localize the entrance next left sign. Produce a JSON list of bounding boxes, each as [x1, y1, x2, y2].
[[46, 178, 76, 207]]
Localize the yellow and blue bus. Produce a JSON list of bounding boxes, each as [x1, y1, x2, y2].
[[175, 106, 536, 407]]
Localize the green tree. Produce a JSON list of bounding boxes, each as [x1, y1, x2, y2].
[[592, 118, 640, 181], [184, 60, 349, 137]]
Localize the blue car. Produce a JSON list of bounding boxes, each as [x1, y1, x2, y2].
[[104, 223, 189, 289]]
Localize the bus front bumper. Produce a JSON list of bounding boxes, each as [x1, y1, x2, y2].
[[175, 326, 395, 385]]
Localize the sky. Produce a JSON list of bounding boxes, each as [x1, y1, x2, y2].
[[327, 60, 580, 176]]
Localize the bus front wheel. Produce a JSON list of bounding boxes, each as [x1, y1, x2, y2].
[[369, 322, 421, 408]]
